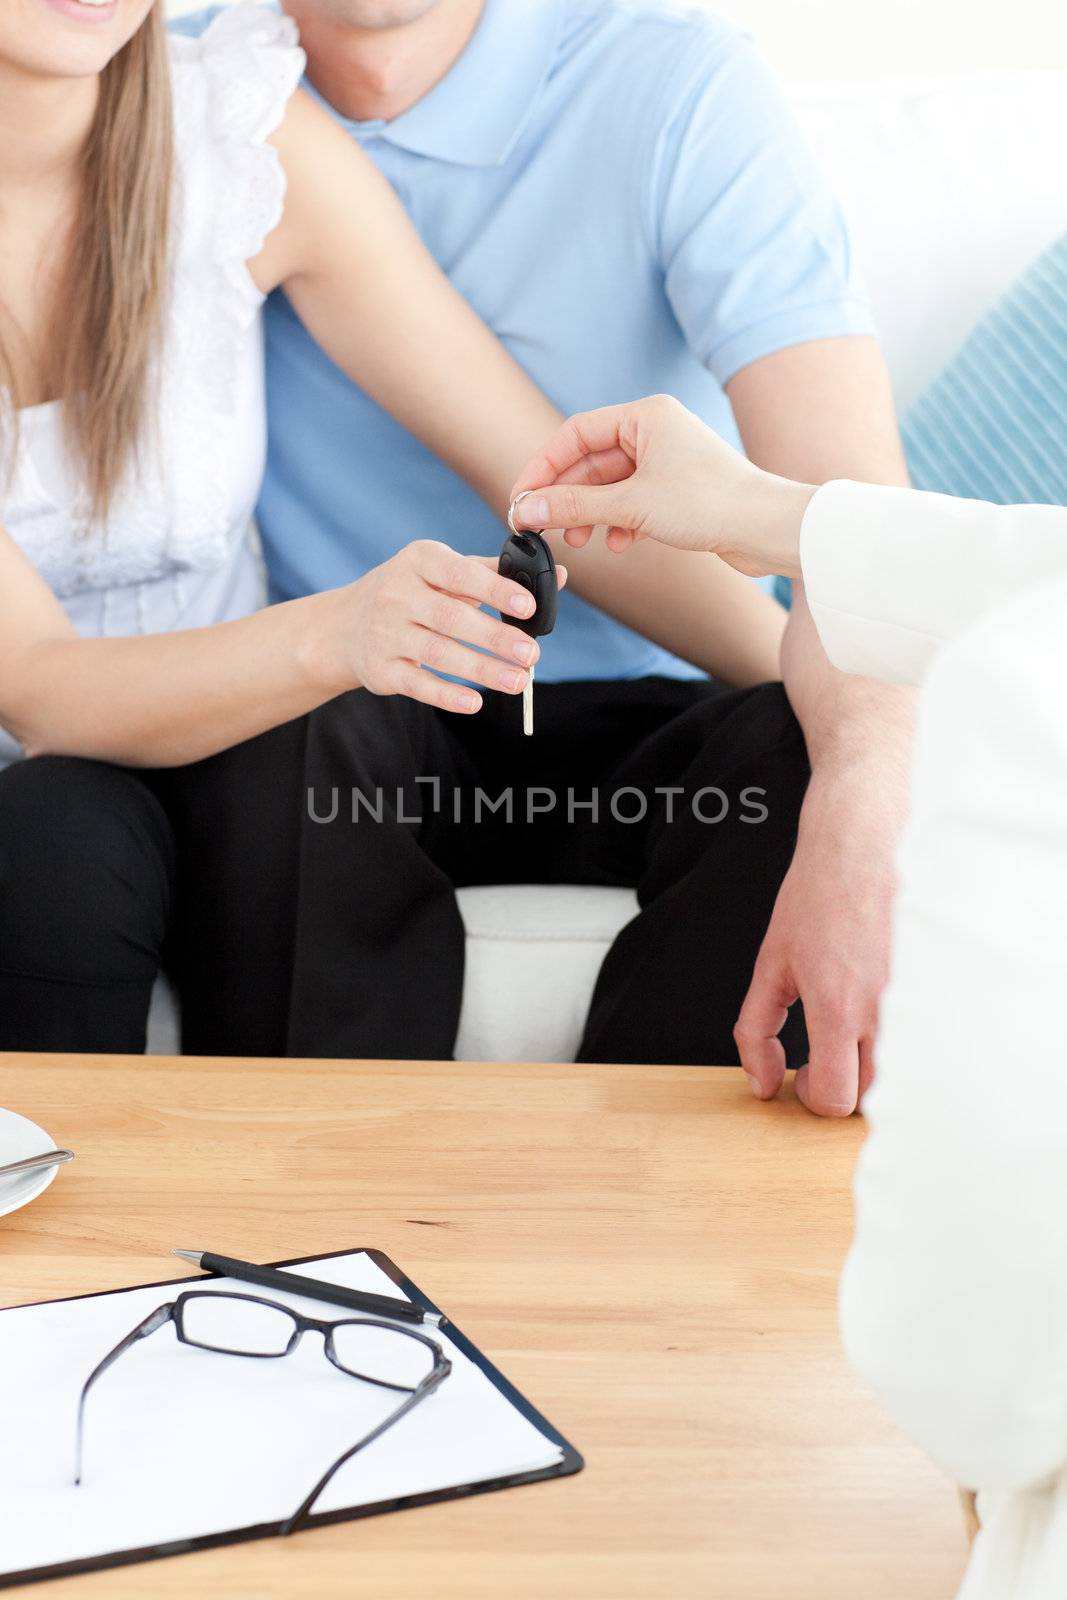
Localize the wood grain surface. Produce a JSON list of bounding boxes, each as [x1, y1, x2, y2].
[[0, 1055, 966, 1599]]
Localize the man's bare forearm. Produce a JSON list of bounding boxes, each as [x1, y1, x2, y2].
[[727, 337, 915, 767], [781, 583, 914, 774], [546, 533, 785, 686]]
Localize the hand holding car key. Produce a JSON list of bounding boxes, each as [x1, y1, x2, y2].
[[500, 491, 559, 735]]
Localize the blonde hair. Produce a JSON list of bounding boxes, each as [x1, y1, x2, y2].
[[0, 5, 173, 522]]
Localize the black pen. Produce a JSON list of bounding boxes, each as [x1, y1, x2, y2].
[[171, 1249, 444, 1329]]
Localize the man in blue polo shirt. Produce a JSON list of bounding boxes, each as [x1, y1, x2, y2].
[[176, 0, 913, 1116]]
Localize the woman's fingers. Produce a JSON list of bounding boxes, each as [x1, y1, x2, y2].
[[360, 540, 571, 716], [413, 581, 540, 669], [414, 541, 539, 619], [510, 404, 638, 498], [510, 415, 643, 536], [510, 394, 781, 562], [464, 554, 569, 592], [400, 626, 532, 696], [560, 445, 637, 489], [389, 662, 483, 716], [537, 451, 637, 547], [510, 479, 643, 541]]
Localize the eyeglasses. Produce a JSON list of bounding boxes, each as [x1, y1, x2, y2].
[[75, 1290, 451, 1533]]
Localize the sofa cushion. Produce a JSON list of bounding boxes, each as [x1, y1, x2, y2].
[[902, 232, 1067, 505], [146, 884, 640, 1062], [455, 884, 638, 1064]]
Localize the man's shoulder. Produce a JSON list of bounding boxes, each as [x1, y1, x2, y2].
[[560, 0, 750, 77], [553, 0, 757, 141]]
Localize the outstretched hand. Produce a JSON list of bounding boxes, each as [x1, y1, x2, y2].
[[509, 394, 812, 578], [328, 542, 568, 716]]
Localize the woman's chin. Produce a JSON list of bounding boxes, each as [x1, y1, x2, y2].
[[4, 0, 147, 77]]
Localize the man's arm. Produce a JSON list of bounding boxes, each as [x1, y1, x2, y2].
[[541, 532, 784, 687], [728, 336, 914, 1116], [637, 21, 912, 1107], [258, 91, 785, 690]]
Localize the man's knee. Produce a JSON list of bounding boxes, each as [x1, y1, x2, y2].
[[681, 681, 809, 808], [0, 757, 174, 981]]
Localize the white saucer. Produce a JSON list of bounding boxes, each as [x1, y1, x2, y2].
[[0, 1110, 61, 1219]]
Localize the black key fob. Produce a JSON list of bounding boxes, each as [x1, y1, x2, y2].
[[498, 530, 557, 638]]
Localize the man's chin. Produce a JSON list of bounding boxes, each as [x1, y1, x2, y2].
[[286, 0, 446, 30]]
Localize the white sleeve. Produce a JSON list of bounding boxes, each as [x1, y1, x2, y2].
[[839, 575, 1067, 1598], [799, 480, 1067, 686], [169, 3, 305, 332]]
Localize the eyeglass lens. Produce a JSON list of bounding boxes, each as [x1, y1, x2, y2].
[[180, 1294, 295, 1355], [328, 1322, 433, 1387], [178, 1295, 435, 1389]]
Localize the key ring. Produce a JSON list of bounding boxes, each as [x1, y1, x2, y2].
[[507, 489, 540, 536]]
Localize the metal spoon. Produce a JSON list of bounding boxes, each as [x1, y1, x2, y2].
[[0, 1149, 74, 1179]]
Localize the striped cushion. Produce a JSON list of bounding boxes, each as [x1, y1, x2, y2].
[[903, 234, 1067, 506]]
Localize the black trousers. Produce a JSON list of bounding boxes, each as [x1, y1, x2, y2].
[[0, 679, 809, 1063]]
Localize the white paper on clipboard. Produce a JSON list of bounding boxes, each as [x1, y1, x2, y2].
[[0, 1250, 572, 1584]]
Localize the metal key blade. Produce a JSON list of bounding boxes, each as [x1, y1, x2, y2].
[[523, 662, 534, 737]]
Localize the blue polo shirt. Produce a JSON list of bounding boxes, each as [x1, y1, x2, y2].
[[175, 0, 874, 681]]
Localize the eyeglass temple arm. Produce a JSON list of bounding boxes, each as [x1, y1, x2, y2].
[[280, 1360, 452, 1536], [74, 1303, 175, 1485]]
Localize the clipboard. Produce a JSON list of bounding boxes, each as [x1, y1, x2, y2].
[[0, 1247, 583, 1589]]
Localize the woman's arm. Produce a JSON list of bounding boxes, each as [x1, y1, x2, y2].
[[0, 530, 551, 767], [251, 92, 785, 688], [800, 483, 1067, 686], [510, 394, 1067, 687]]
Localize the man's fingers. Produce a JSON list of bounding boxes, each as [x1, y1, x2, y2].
[[857, 1036, 876, 1100], [795, 1019, 861, 1118], [734, 953, 796, 1100]]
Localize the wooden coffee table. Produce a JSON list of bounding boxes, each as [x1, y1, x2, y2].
[[0, 1055, 966, 1598]]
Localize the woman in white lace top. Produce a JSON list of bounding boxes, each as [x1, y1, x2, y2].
[[0, 1, 600, 1050], [0, 3, 581, 759]]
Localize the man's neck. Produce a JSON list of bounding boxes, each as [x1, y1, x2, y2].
[[285, 1, 485, 124]]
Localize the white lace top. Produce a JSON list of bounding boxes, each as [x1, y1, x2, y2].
[[0, 5, 304, 768]]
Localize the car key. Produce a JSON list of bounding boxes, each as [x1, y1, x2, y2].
[[500, 494, 558, 736]]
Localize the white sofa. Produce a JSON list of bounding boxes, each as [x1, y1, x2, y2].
[[149, 69, 1067, 1061]]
